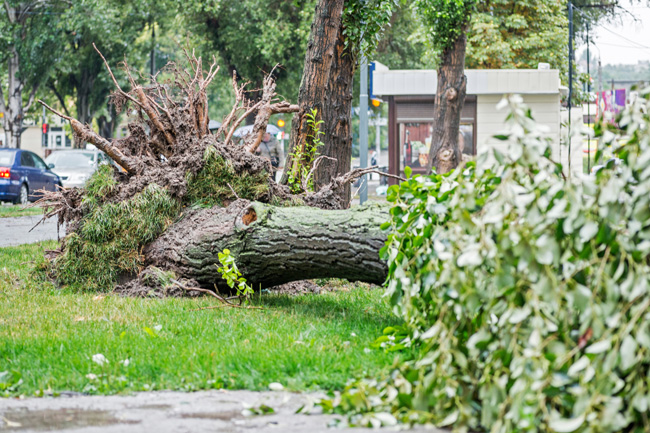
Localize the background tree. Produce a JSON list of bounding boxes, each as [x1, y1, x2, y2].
[[186, 0, 315, 120], [48, 0, 176, 144], [283, 0, 396, 206], [466, 0, 567, 71], [0, 0, 63, 148], [374, 0, 431, 70], [416, 0, 476, 174]]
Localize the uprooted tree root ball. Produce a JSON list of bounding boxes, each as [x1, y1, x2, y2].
[[35, 47, 398, 298]]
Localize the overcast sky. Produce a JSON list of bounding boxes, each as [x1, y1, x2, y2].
[[586, 0, 650, 65]]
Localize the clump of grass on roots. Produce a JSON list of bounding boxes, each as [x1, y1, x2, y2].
[[53, 183, 180, 291], [82, 164, 117, 206], [186, 146, 270, 207]]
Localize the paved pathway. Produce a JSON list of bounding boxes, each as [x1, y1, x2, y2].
[[0, 390, 439, 433], [0, 216, 64, 247]]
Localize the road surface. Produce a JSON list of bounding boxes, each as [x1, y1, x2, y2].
[[0, 215, 64, 247]]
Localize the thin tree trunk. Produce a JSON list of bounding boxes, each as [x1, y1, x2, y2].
[[3, 46, 26, 148], [2, 4, 40, 149], [281, 0, 345, 184], [145, 200, 388, 290], [425, 30, 468, 174], [314, 25, 356, 206], [97, 103, 118, 139], [48, 82, 72, 118], [74, 70, 95, 148]]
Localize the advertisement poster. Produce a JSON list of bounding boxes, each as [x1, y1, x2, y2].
[[597, 89, 626, 119]]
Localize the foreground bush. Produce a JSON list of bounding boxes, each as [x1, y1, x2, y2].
[[328, 92, 650, 433]]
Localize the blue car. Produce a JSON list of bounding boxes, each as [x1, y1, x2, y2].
[[0, 148, 62, 205]]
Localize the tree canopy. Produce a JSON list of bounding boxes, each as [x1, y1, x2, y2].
[[466, 0, 567, 72], [185, 0, 315, 102], [1, 0, 65, 147], [413, 0, 476, 59], [48, 0, 181, 140]]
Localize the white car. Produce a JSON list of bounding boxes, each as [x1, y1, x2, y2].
[[45, 149, 111, 188]]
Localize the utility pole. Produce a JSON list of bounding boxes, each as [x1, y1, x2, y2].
[[359, 58, 369, 205], [150, 23, 156, 77], [376, 120, 381, 162], [598, 59, 603, 93], [587, 21, 591, 173], [568, 0, 574, 174]]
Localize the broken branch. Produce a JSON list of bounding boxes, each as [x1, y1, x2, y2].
[[39, 100, 137, 174]]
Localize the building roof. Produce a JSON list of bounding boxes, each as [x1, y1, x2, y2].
[[372, 63, 561, 97]]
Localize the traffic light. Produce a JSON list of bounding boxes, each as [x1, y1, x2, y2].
[[42, 123, 49, 148], [277, 119, 285, 128], [371, 99, 381, 108]]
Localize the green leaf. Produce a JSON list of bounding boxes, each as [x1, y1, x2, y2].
[[620, 336, 638, 371], [585, 339, 611, 354], [579, 221, 598, 243], [549, 414, 585, 432]]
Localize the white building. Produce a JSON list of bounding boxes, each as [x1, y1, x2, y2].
[[372, 63, 581, 179]]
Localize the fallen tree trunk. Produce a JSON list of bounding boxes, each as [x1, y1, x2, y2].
[[145, 200, 389, 290]]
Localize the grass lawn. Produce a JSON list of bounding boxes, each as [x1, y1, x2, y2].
[[0, 242, 404, 397], [0, 204, 43, 218]]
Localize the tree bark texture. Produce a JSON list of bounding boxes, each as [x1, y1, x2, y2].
[[145, 200, 388, 290], [425, 30, 468, 174], [282, 0, 345, 183], [314, 25, 356, 206]]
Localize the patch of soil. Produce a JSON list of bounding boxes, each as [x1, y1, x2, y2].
[[268, 280, 322, 295]]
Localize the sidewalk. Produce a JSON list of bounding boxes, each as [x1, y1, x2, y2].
[[0, 390, 440, 433]]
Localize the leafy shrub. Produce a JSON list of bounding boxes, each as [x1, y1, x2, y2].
[[328, 92, 650, 432]]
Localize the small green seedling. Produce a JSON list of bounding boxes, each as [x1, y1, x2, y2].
[[216, 249, 254, 301]]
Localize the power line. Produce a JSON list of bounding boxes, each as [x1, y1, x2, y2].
[[596, 25, 650, 50], [597, 41, 650, 51]]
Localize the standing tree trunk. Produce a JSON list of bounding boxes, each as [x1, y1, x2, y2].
[[425, 30, 468, 174], [315, 24, 356, 206], [282, 0, 345, 184], [74, 70, 95, 147], [96, 103, 118, 139]]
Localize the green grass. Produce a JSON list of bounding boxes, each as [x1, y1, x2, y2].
[[0, 204, 43, 218], [0, 242, 404, 397]]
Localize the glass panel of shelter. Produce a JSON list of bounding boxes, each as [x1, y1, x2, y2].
[[399, 121, 476, 174]]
